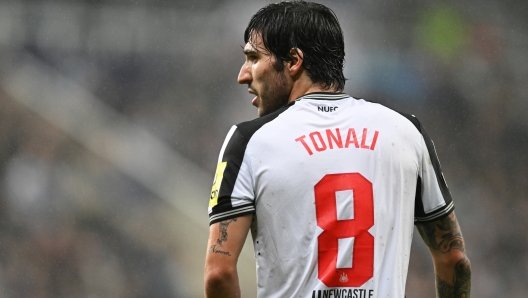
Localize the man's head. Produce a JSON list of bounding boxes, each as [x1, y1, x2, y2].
[[238, 1, 346, 117]]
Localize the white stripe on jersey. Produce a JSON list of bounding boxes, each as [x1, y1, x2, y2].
[[209, 204, 255, 223], [218, 125, 237, 164], [415, 201, 454, 222]]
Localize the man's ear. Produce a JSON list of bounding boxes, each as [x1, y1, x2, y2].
[[287, 48, 304, 77]]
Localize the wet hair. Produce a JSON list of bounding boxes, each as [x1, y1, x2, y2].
[[244, 1, 346, 91]]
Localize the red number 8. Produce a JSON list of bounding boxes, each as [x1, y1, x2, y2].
[[315, 173, 374, 287]]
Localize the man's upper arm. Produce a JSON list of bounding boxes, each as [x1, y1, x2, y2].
[[416, 211, 465, 256], [208, 214, 253, 258], [204, 214, 253, 298], [205, 214, 253, 269], [206, 125, 255, 271]]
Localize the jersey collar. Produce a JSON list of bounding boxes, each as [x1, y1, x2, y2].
[[295, 92, 349, 101]]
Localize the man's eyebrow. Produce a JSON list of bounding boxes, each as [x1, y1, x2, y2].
[[243, 49, 258, 55]]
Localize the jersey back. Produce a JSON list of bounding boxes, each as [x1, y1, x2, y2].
[[208, 93, 453, 298]]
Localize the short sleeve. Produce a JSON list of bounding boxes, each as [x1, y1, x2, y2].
[[208, 125, 256, 225], [413, 122, 454, 223]]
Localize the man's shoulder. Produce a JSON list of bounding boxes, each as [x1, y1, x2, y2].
[[233, 103, 294, 139], [359, 99, 423, 133]]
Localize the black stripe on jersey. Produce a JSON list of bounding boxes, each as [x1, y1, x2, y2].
[[397, 112, 454, 223], [209, 103, 294, 225]]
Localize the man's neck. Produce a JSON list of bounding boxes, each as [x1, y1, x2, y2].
[[287, 84, 340, 103], [286, 67, 341, 102]]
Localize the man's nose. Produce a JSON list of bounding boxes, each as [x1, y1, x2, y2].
[[237, 63, 251, 85]]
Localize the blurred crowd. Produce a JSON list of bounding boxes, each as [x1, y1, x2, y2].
[[0, 0, 526, 297], [0, 92, 187, 297]]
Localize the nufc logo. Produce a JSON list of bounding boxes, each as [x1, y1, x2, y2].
[[339, 272, 348, 283], [318, 106, 338, 112]]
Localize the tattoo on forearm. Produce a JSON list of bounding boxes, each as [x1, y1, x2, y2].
[[208, 218, 238, 257], [217, 218, 237, 246], [436, 257, 472, 298]]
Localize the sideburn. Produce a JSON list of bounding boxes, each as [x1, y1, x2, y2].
[[272, 57, 285, 72]]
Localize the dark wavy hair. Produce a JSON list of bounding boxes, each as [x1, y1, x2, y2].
[[244, 1, 346, 91]]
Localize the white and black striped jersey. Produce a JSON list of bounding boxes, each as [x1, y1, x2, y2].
[[208, 92, 454, 298]]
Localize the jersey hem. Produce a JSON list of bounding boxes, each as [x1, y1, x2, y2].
[[209, 204, 256, 225], [414, 203, 455, 224]]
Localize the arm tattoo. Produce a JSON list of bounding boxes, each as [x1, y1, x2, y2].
[[209, 244, 232, 256], [417, 220, 438, 249], [208, 218, 238, 257], [416, 213, 465, 254], [417, 213, 471, 297], [436, 257, 472, 298], [217, 218, 237, 246]]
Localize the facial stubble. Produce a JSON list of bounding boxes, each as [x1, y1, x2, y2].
[[257, 69, 290, 117]]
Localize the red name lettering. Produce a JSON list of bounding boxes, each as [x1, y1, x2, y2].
[[295, 128, 380, 155]]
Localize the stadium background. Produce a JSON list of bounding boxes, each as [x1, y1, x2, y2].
[[0, 0, 526, 297]]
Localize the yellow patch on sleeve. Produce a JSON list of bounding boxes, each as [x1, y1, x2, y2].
[[209, 162, 227, 208]]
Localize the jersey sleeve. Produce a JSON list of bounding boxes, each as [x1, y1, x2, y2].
[[413, 119, 455, 224], [208, 125, 256, 225]]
